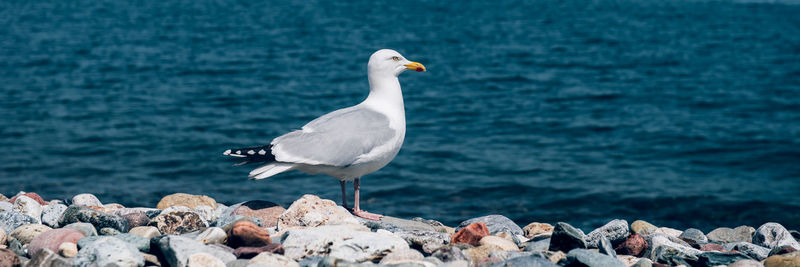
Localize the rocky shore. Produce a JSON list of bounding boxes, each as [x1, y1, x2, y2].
[[0, 192, 798, 267]]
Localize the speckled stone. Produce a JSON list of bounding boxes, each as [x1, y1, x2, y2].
[[150, 210, 207, 235], [0, 211, 38, 234], [9, 224, 52, 245], [58, 206, 128, 233]]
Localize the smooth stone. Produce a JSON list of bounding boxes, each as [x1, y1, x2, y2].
[[232, 244, 284, 259], [230, 201, 284, 228], [0, 248, 22, 266], [73, 236, 144, 267], [57, 242, 77, 258], [523, 223, 554, 239], [196, 227, 227, 244], [151, 210, 207, 235], [729, 259, 765, 267], [8, 193, 47, 206], [157, 235, 236, 267], [41, 204, 68, 228], [548, 222, 587, 252], [157, 193, 217, 210], [451, 222, 489, 246], [100, 227, 121, 235], [226, 220, 270, 248], [361, 215, 440, 233], [480, 236, 519, 251], [696, 251, 753, 266], [225, 259, 250, 267], [0, 211, 38, 234], [187, 252, 226, 267], [121, 212, 151, 228], [523, 238, 550, 252], [630, 221, 657, 236], [281, 224, 409, 262], [565, 248, 626, 267], [678, 228, 707, 248], [215, 215, 263, 229], [129, 226, 161, 239], [753, 223, 800, 250], [616, 255, 643, 266], [379, 247, 424, 264], [26, 247, 72, 267], [763, 251, 800, 267], [724, 242, 771, 260], [455, 215, 523, 236], [393, 230, 450, 254], [654, 227, 682, 238], [115, 233, 151, 252], [276, 195, 358, 230], [586, 219, 630, 248], [707, 226, 756, 243], [247, 251, 299, 266], [431, 245, 469, 262], [490, 254, 558, 267], [463, 244, 504, 263], [9, 224, 52, 245], [71, 194, 102, 207], [27, 228, 85, 256], [63, 222, 97, 237], [13, 196, 42, 224], [599, 235, 617, 258], [58, 206, 128, 232], [631, 258, 652, 267]]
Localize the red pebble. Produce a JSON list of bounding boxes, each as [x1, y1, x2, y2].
[[451, 222, 489, 246], [615, 233, 648, 257], [701, 243, 727, 252], [9, 192, 48, 205]]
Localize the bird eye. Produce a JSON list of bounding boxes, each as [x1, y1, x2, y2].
[[392, 56, 400, 62]]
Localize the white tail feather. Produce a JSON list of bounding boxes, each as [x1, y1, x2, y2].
[[249, 163, 294, 180]]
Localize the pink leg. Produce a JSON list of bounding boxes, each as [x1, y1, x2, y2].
[[353, 177, 382, 220], [340, 180, 349, 209]]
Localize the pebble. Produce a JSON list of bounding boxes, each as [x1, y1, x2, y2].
[[379, 247, 424, 264], [1, 248, 21, 266], [523, 238, 550, 252], [455, 215, 523, 236], [249, 252, 299, 267], [157, 193, 217, 210], [120, 212, 150, 228], [631, 220, 657, 236], [586, 219, 630, 248], [729, 259, 765, 267], [71, 193, 103, 207], [281, 224, 409, 262], [431, 245, 469, 262], [157, 235, 236, 267], [565, 248, 626, 267], [195, 227, 227, 244], [463, 244, 504, 263], [649, 235, 701, 265], [57, 242, 77, 258], [232, 243, 284, 259], [678, 228, 707, 248], [63, 222, 98, 236], [58, 205, 129, 232], [8, 193, 47, 206], [489, 254, 558, 267], [479, 236, 519, 251], [73, 236, 144, 267], [194, 205, 217, 224], [451, 222, 489, 246], [9, 224, 52, 245], [226, 220, 270, 248], [523, 222, 554, 238], [753, 222, 800, 250], [41, 203, 68, 228], [393, 230, 450, 254], [100, 227, 122, 235], [27, 228, 85, 256], [701, 243, 727, 252], [26, 247, 72, 267], [548, 222, 587, 252], [277, 194, 358, 229], [230, 200, 285, 228], [12, 196, 42, 224], [215, 215, 263, 229], [0, 211, 38, 234], [187, 252, 226, 267], [764, 251, 800, 267], [82, 233, 150, 252], [151, 210, 207, 235], [724, 242, 771, 260], [707, 225, 756, 243]]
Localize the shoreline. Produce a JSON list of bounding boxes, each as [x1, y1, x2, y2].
[[1, 192, 798, 267]]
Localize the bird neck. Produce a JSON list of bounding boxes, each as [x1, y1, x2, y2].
[[364, 73, 405, 124]]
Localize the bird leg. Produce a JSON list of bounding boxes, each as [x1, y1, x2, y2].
[[340, 180, 349, 209], [352, 177, 383, 220]]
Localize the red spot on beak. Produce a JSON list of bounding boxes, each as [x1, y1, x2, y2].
[[416, 67, 424, 72]]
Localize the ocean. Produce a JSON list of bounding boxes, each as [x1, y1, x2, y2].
[[1, 0, 799, 232]]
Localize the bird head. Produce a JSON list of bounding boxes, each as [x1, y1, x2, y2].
[[368, 49, 426, 77]]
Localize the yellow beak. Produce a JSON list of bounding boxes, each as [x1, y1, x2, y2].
[[404, 61, 426, 72]]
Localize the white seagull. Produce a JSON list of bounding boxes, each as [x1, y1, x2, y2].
[[224, 49, 426, 220]]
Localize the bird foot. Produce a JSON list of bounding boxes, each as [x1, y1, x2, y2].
[[353, 209, 383, 221]]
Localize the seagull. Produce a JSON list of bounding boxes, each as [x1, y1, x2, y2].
[[224, 49, 426, 220]]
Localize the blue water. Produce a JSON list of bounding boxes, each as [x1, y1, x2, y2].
[[2, 0, 799, 232]]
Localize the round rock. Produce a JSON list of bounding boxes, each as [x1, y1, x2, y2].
[[455, 215, 523, 236], [9, 224, 52, 245], [13, 196, 43, 224], [41, 203, 68, 228], [71, 193, 103, 207], [157, 193, 217, 210], [150, 210, 207, 235], [73, 236, 144, 267], [28, 228, 85, 256]]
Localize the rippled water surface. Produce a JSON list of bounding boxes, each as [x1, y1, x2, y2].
[[2, 0, 799, 231]]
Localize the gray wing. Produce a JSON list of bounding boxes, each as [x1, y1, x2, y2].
[[270, 106, 396, 167]]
